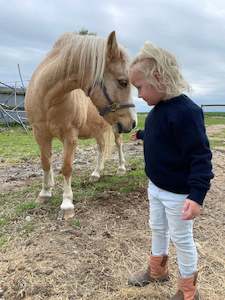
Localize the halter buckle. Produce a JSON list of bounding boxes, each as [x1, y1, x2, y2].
[[110, 102, 120, 112]]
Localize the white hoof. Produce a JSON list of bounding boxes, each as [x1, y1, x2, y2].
[[36, 195, 51, 204], [89, 172, 100, 182], [60, 199, 74, 210], [89, 175, 100, 182], [117, 166, 126, 175]]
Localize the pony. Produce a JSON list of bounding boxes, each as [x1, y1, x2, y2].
[[25, 31, 136, 219]]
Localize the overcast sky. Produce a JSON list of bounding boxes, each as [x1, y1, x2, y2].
[[1, 0, 225, 110]]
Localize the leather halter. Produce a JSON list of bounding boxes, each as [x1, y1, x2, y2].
[[87, 83, 135, 117]]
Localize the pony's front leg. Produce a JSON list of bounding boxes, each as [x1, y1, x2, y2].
[[61, 133, 77, 220], [115, 133, 126, 175], [90, 143, 105, 182]]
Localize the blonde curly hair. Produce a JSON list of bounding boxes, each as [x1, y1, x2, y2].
[[130, 41, 190, 98]]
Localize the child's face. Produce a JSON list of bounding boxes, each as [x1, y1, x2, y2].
[[130, 69, 165, 106]]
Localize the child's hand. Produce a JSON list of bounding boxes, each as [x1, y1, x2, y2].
[[181, 199, 201, 220], [131, 131, 138, 141]]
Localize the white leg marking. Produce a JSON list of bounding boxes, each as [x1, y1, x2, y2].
[[60, 176, 74, 210], [90, 145, 104, 180], [117, 142, 126, 173], [39, 169, 54, 198]]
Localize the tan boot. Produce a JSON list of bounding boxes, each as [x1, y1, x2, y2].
[[170, 272, 200, 300], [128, 255, 169, 287]]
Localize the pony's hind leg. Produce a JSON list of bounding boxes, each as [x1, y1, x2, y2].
[[90, 140, 105, 182], [35, 133, 54, 204], [114, 132, 126, 175], [60, 131, 77, 220]]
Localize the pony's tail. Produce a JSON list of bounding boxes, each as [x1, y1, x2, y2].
[[101, 125, 115, 160]]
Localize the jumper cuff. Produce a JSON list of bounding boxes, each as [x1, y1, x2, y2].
[[188, 188, 208, 206], [136, 130, 144, 140]]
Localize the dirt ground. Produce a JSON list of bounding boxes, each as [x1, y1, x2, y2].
[[0, 137, 225, 299]]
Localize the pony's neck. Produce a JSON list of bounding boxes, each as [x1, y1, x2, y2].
[[42, 74, 91, 105]]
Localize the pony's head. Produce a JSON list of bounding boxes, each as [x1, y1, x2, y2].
[[88, 31, 137, 133]]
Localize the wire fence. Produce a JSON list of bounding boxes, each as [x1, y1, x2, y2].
[[0, 80, 28, 131]]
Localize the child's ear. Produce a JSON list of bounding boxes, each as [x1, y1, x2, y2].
[[153, 70, 161, 82]]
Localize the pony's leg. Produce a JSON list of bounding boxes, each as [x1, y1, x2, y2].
[[60, 132, 77, 220], [115, 132, 126, 175], [90, 141, 105, 182], [36, 136, 54, 204]]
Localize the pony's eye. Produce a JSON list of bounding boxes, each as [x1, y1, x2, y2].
[[118, 79, 128, 88]]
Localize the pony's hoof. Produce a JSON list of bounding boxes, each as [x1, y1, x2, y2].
[[63, 208, 75, 220], [89, 174, 100, 182], [117, 166, 126, 176], [36, 195, 51, 204]]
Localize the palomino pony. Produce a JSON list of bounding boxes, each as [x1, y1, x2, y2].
[[25, 31, 136, 219]]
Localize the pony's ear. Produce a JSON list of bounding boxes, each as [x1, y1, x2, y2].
[[107, 31, 120, 59]]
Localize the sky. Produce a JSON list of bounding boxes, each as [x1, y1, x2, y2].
[[1, 0, 225, 111]]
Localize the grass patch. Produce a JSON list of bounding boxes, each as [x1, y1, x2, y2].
[[20, 221, 36, 235], [0, 217, 8, 227], [209, 139, 225, 149], [15, 201, 37, 216], [68, 219, 81, 228], [0, 235, 7, 248], [1, 113, 224, 162], [203, 112, 225, 127]]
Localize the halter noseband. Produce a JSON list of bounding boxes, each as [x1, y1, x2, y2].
[[87, 83, 135, 117]]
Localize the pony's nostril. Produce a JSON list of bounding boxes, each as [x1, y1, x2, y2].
[[132, 121, 136, 129]]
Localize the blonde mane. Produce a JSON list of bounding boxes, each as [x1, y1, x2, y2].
[[52, 33, 107, 88], [72, 89, 90, 128]]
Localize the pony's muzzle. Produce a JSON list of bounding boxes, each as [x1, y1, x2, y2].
[[117, 122, 135, 133], [132, 120, 136, 129]]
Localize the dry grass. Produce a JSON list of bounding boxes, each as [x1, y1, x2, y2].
[[0, 144, 225, 299]]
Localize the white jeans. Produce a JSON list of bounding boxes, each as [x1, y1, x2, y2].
[[148, 181, 198, 278]]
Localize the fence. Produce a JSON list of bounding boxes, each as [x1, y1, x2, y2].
[[201, 104, 225, 111], [0, 81, 28, 131]]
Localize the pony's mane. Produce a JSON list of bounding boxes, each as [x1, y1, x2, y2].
[[50, 32, 129, 88], [72, 89, 92, 128], [52, 33, 107, 87]]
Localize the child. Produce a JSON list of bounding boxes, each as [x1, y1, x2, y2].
[[128, 42, 213, 300]]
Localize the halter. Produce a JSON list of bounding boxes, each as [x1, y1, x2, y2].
[[87, 83, 135, 117]]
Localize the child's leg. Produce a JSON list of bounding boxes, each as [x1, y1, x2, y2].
[[127, 186, 170, 287], [149, 194, 170, 255], [163, 197, 198, 277]]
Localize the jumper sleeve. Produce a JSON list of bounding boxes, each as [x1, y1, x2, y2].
[[136, 129, 145, 140], [172, 108, 214, 205]]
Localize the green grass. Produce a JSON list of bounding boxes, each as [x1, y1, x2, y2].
[[20, 222, 36, 235], [0, 217, 8, 227], [68, 219, 81, 228], [204, 112, 225, 126], [0, 236, 7, 248], [0, 113, 224, 163], [0, 128, 63, 163], [15, 201, 38, 215]]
